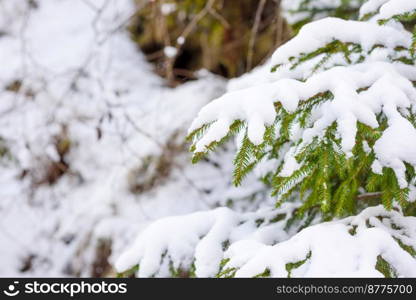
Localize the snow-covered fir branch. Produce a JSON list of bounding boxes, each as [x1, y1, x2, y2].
[[118, 0, 416, 278]]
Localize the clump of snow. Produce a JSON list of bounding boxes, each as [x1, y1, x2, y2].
[[360, 0, 390, 17], [116, 207, 241, 277], [176, 36, 185, 45], [190, 62, 416, 162], [378, 0, 416, 19], [161, 2, 177, 16], [117, 204, 416, 277], [271, 17, 411, 67], [373, 117, 416, 188], [164, 46, 178, 58], [116, 203, 301, 277], [224, 206, 416, 277], [227, 61, 275, 92], [360, 0, 416, 20], [279, 147, 301, 177]]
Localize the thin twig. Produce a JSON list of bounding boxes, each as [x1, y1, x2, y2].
[[247, 0, 267, 71], [357, 192, 382, 201], [179, 0, 216, 43], [208, 7, 230, 28]]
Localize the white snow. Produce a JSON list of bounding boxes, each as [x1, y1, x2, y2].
[[164, 46, 178, 58], [117, 204, 416, 277], [161, 3, 177, 15], [271, 17, 411, 67], [190, 61, 416, 163], [279, 147, 301, 177], [176, 36, 185, 45], [360, 0, 416, 20], [374, 117, 416, 188], [360, 0, 391, 17], [378, 0, 416, 19], [225, 206, 416, 277], [116, 203, 300, 277]]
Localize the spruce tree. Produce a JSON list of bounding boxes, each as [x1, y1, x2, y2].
[[116, 0, 416, 278], [188, 0, 416, 218]]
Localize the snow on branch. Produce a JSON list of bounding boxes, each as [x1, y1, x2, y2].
[[360, 0, 416, 21], [224, 206, 416, 277], [271, 17, 411, 67], [188, 11, 416, 202], [189, 62, 416, 174], [116, 204, 416, 277], [115, 203, 300, 277]]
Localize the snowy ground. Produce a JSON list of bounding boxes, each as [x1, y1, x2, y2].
[[0, 0, 271, 276]]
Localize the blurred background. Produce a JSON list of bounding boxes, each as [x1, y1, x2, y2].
[[0, 0, 362, 277]]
